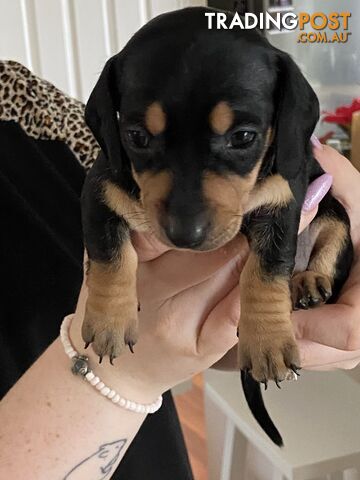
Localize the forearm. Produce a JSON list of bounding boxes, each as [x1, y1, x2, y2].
[[0, 336, 146, 479]]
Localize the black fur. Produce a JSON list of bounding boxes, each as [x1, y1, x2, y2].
[[82, 7, 353, 446]]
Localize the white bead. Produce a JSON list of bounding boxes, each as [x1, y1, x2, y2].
[[65, 346, 74, 354], [107, 390, 115, 399], [101, 387, 110, 396], [59, 315, 163, 415]]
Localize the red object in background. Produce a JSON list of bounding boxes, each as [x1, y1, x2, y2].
[[323, 98, 360, 126], [319, 132, 335, 144]]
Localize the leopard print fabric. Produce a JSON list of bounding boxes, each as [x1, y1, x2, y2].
[[0, 60, 99, 170]]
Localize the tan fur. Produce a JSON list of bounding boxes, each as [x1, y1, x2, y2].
[[144, 101, 166, 135], [82, 241, 139, 357], [202, 164, 260, 248], [102, 180, 150, 232], [290, 217, 347, 308], [86, 243, 138, 314], [308, 216, 347, 280], [209, 101, 234, 134], [291, 270, 332, 308], [133, 169, 173, 242], [245, 174, 293, 213], [238, 253, 299, 382]]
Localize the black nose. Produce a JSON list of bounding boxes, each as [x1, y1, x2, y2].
[[164, 214, 209, 248]]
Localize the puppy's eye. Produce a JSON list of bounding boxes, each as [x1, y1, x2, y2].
[[127, 129, 150, 149], [228, 130, 256, 149]]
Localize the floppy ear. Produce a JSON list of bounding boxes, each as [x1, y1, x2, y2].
[[273, 52, 319, 180], [85, 54, 124, 176]]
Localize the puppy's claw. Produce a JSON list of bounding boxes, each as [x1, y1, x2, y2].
[[275, 379, 281, 389], [109, 355, 115, 366], [128, 342, 135, 354], [84, 342, 90, 349], [137, 302, 141, 312], [99, 356, 103, 364], [290, 364, 301, 376]]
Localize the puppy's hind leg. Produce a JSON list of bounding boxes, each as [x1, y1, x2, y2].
[[291, 193, 353, 309]]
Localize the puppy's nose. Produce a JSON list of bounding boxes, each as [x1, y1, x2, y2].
[[164, 214, 209, 248]]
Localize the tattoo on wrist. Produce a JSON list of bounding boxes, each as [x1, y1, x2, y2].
[[63, 439, 127, 479]]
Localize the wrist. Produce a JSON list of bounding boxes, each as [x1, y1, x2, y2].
[[69, 312, 163, 404]]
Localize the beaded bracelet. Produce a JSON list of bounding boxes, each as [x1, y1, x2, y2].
[[60, 314, 163, 414]]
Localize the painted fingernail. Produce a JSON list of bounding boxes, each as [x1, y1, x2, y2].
[[311, 134, 323, 151], [302, 173, 333, 212]]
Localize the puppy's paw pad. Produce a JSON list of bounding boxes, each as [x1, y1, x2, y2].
[[291, 270, 332, 310], [82, 306, 138, 361], [238, 334, 300, 384]]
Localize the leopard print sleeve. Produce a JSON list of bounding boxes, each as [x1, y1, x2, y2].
[[0, 60, 100, 171]]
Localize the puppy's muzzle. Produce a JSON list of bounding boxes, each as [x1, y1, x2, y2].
[[162, 211, 210, 248]]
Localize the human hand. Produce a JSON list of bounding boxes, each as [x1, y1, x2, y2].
[[71, 233, 249, 403], [69, 156, 333, 398], [294, 142, 360, 371]]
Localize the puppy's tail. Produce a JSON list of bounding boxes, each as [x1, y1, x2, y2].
[[241, 370, 283, 447]]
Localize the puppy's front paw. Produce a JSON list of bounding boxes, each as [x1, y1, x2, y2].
[[291, 270, 332, 310], [238, 329, 300, 386], [82, 302, 139, 363]]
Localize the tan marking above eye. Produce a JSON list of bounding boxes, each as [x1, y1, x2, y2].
[[144, 102, 166, 135], [209, 101, 234, 135]]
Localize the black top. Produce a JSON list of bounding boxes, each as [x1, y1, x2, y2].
[[0, 120, 193, 480]]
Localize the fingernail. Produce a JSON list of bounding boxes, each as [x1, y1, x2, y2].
[[302, 173, 333, 212], [311, 134, 323, 151]]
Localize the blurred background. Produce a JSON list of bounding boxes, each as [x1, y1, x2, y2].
[[1, 1, 360, 479]]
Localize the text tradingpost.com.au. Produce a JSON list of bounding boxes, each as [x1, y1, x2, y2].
[[205, 12, 352, 44]]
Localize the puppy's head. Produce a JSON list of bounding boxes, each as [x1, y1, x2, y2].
[[85, 7, 319, 250]]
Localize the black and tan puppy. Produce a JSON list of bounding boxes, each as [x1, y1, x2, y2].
[[81, 7, 353, 445]]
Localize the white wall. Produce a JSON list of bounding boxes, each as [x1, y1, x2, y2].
[[0, 0, 206, 102]]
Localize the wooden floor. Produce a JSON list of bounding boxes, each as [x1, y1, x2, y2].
[[175, 375, 208, 480]]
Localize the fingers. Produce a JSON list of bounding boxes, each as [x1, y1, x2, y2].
[[299, 206, 318, 233], [299, 171, 333, 233], [293, 304, 357, 351], [312, 142, 360, 212], [298, 339, 360, 371], [293, 264, 360, 351], [131, 231, 171, 262], [139, 234, 249, 298]]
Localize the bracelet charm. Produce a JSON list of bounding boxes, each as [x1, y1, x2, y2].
[[60, 314, 163, 414], [71, 355, 90, 377]]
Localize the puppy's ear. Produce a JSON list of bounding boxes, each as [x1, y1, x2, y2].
[[274, 53, 319, 179], [85, 54, 124, 175]]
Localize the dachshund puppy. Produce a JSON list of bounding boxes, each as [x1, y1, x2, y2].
[[81, 7, 353, 445]]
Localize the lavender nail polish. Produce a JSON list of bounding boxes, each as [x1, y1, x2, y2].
[[311, 134, 323, 150], [302, 173, 333, 212]]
